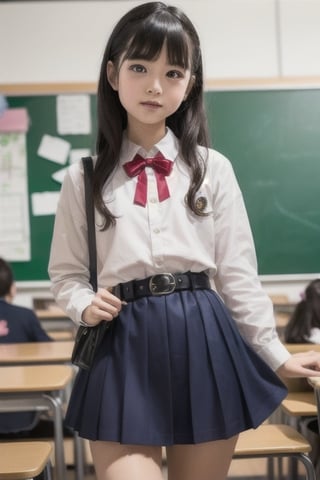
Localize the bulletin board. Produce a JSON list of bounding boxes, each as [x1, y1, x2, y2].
[[1, 92, 97, 281]]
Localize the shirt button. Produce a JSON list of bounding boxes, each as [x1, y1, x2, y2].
[[153, 228, 160, 234], [150, 198, 157, 203]]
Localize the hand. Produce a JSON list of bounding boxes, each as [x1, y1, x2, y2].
[[277, 350, 320, 378], [0, 319, 9, 336], [82, 288, 124, 326]]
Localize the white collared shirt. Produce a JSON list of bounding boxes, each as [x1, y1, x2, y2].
[[308, 328, 320, 344], [48, 128, 290, 370]]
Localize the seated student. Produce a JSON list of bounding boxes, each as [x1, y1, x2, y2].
[[284, 278, 320, 477], [284, 278, 320, 344], [0, 257, 52, 435], [0, 257, 52, 343]]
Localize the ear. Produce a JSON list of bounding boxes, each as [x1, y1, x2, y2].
[[184, 74, 195, 101], [107, 61, 118, 91], [8, 283, 16, 302]]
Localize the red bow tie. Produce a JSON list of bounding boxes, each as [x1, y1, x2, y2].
[[123, 153, 173, 207]]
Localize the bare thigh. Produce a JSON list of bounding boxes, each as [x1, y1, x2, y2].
[[90, 441, 163, 480], [166, 435, 238, 480]]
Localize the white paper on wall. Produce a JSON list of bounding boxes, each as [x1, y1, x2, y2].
[[0, 133, 31, 261], [56, 94, 91, 135], [31, 191, 61, 216], [37, 134, 70, 164]]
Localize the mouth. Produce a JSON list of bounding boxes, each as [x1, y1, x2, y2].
[[141, 101, 162, 108]]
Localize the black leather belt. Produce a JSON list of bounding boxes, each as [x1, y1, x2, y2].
[[114, 271, 210, 302]]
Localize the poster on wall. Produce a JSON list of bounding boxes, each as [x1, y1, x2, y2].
[[0, 108, 31, 261]]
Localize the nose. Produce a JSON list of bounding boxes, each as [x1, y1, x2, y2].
[[146, 78, 162, 95]]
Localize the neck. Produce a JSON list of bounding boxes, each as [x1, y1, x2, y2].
[[1, 294, 12, 303], [127, 121, 166, 151]]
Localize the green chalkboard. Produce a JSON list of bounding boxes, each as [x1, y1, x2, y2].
[[4, 88, 320, 280], [205, 88, 320, 275], [6, 94, 97, 281]]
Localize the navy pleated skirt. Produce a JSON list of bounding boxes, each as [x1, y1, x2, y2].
[[65, 288, 287, 445]]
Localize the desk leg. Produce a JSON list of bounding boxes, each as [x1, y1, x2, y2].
[[73, 432, 85, 480], [280, 412, 299, 480], [0, 394, 67, 480], [43, 393, 66, 480], [314, 388, 320, 431]]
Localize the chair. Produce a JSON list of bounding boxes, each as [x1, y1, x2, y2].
[[233, 424, 316, 480], [0, 441, 52, 480]]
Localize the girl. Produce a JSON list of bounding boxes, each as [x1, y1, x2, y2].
[[285, 279, 320, 344], [49, 3, 320, 480]]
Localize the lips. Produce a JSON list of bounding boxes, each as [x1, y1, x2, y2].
[[141, 101, 162, 108]]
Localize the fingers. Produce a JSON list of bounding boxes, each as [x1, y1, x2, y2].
[[93, 288, 123, 318], [278, 350, 320, 378], [0, 319, 9, 336], [293, 351, 320, 370], [83, 288, 124, 325]]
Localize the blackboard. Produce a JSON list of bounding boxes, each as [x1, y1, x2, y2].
[[205, 89, 320, 275], [4, 87, 320, 280]]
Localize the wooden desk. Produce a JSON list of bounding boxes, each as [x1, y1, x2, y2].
[[285, 343, 320, 354], [275, 312, 290, 340], [36, 308, 75, 336], [273, 302, 297, 317], [0, 441, 52, 480], [0, 365, 73, 480], [281, 392, 316, 420], [0, 342, 85, 480], [280, 345, 320, 424], [0, 341, 74, 366]]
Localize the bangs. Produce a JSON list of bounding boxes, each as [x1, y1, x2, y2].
[[124, 17, 191, 69]]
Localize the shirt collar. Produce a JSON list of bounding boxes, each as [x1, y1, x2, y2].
[[120, 128, 180, 165]]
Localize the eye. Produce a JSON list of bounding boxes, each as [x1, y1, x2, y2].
[[129, 64, 146, 73], [167, 70, 185, 79]]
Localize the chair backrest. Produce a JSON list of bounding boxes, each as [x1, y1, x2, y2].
[[269, 294, 289, 305]]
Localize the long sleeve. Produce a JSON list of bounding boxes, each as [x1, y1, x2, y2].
[[211, 158, 290, 370]]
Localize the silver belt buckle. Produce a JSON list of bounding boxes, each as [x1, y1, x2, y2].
[[149, 273, 176, 296]]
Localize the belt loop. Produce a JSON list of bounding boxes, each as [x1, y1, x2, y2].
[[189, 271, 196, 290], [113, 284, 121, 299]]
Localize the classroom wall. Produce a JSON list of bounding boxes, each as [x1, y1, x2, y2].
[[1, 0, 320, 84], [1, 0, 320, 305]]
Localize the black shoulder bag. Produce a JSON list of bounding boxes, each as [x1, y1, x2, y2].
[[71, 157, 110, 370]]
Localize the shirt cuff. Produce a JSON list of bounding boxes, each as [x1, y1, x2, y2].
[[256, 338, 291, 371], [68, 294, 93, 326]]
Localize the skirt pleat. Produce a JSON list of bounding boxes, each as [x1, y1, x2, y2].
[[65, 288, 287, 445]]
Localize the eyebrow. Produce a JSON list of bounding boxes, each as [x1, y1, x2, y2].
[[127, 58, 186, 68]]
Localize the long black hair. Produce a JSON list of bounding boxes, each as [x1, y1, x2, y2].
[[284, 279, 320, 343], [94, 1, 210, 229], [0, 258, 14, 297]]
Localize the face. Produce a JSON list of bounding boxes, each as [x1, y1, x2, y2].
[[107, 45, 193, 139]]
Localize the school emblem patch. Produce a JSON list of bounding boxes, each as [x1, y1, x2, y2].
[[195, 196, 208, 212]]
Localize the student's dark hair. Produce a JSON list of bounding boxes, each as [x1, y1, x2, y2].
[[284, 279, 320, 343], [0, 258, 13, 297], [94, 1, 210, 229]]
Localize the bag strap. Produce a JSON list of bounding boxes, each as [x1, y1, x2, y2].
[[82, 156, 98, 293]]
